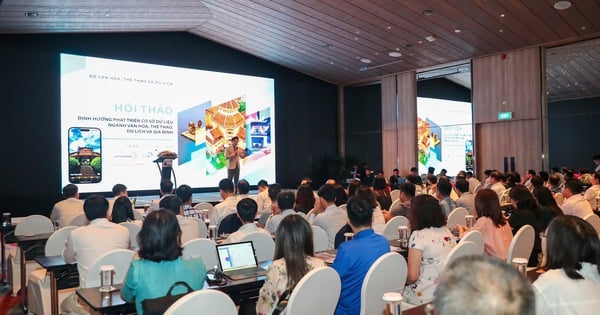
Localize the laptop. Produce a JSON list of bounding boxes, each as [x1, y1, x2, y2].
[[216, 241, 268, 280]]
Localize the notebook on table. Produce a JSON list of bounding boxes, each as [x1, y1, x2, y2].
[[216, 241, 268, 280]]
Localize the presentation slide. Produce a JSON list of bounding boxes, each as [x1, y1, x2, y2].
[[417, 97, 473, 176], [61, 53, 276, 193]]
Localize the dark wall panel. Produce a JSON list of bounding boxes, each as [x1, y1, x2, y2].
[[0, 32, 337, 215], [417, 78, 471, 102]]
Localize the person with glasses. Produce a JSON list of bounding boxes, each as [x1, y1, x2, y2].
[[533, 215, 600, 314]]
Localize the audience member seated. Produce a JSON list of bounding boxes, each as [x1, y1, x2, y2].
[[210, 178, 238, 226], [332, 197, 389, 315], [354, 186, 385, 234], [294, 183, 315, 215], [404, 194, 455, 305], [61, 195, 130, 314], [147, 179, 174, 212], [256, 215, 325, 315], [455, 178, 475, 216], [432, 255, 534, 315], [488, 171, 506, 199], [382, 182, 415, 221], [457, 189, 512, 260], [256, 179, 271, 214], [466, 171, 481, 193], [265, 190, 305, 234], [406, 174, 426, 196], [533, 215, 600, 314], [177, 184, 202, 218], [108, 183, 128, 217], [334, 183, 349, 207], [504, 171, 521, 189], [308, 184, 347, 249], [226, 198, 271, 243], [110, 196, 135, 223], [560, 179, 593, 218], [426, 174, 438, 197], [584, 171, 600, 210], [532, 186, 563, 218], [546, 174, 562, 194], [507, 185, 549, 267], [436, 179, 457, 217], [236, 179, 251, 201], [121, 210, 206, 315], [389, 168, 401, 191], [50, 184, 84, 228], [160, 196, 201, 244], [372, 175, 392, 211]]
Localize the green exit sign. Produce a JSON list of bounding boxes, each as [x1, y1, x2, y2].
[[498, 111, 513, 120]]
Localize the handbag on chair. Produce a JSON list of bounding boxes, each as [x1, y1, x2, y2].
[[141, 281, 194, 315]]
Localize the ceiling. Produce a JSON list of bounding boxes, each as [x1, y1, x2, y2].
[[1, 0, 599, 101]]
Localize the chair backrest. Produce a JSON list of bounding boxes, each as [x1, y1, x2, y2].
[[84, 249, 135, 288], [257, 212, 271, 228], [119, 222, 142, 250], [554, 192, 565, 206], [182, 238, 218, 270], [195, 218, 209, 238], [67, 213, 88, 227], [390, 189, 401, 203], [584, 213, 600, 235], [14, 215, 54, 235], [217, 213, 243, 235], [459, 230, 484, 255], [193, 202, 215, 219], [338, 203, 347, 210], [360, 252, 407, 315], [240, 232, 275, 262], [44, 226, 77, 256], [506, 224, 535, 263], [286, 267, 341, 315], [382, 215, 409, 240], [164, 289, 237, 315], [472, 182, 483, 194], [389, 199, 401, 213], [445, 241, 480, 266], [132, 209, 144, 221], [446, 207, 469, 228], [311, 225, 329, 252], [499, 188, 512, 205]]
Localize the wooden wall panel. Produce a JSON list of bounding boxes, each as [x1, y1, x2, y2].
[[381, 75, 398, 174], [396, 71, 417, 175], [472, 47, 544, 177]]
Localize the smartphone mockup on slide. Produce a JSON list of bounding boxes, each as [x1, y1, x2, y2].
[[68, 127, 102, 183]]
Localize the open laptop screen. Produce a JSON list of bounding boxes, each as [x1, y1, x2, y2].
[[216, 241, 258, 272]]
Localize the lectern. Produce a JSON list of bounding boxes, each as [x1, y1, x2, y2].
[[153, 155, 177, 182]]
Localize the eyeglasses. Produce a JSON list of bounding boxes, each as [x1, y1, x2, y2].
[[539, 232, 547, 239]]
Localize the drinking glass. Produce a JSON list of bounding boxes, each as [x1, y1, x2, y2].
[[465, 215, 475, 228], [382, 292, 403, 315], [398, 225, 409, 249], [512, 258, 528, 277], [208, 225, 218, 241], [99, 265, 115, 292], [344, 232, 354, 242]]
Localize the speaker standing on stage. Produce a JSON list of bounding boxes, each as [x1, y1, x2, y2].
[[226, 136, 246, 191]]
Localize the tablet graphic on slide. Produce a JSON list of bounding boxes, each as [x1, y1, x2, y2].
[[68, 127, 102, 183]]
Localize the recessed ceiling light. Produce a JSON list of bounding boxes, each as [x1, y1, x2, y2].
[[553, 1, 572, 10], [388, 51, 402, 57], [425, 35, 437, 42], [454, 29, 462, 33], [24, 12, 38, 17], [360, 58, 372, 64], [418, 40, 423, 44], [499, 13, 505, 18], [386, 26, 392, 30], [581, 26, 587, 30], [499, 29, 504, 33], [422, 9, 433, 16]]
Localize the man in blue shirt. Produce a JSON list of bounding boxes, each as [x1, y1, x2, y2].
[[332, 196, 390, 315]]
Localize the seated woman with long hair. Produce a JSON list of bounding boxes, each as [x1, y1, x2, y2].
[[121, 210, 206, 315], [533, 215, 600, 314], [110, 196, 135, 223], [355, 186, 385, 234], [532, 186, 563, 218], [404, 194, 455, 305], [294, 184, 315, 215], [256, 214, 325, 315], [458, 189, 513, 260], [372, 175, 392, 211]]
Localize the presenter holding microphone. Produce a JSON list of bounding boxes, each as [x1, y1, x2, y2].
[[226, 136, 246, 191]]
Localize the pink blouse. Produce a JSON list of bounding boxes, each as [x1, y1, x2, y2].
[[472, 216, 513, 260]]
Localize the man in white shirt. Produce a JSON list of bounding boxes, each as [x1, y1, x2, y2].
[[584, 171, 600, 210], [50, 184, 84, 228], [236, 179, 250, 201], [308, 184, 347, 249], [489, 171, 506, 199], [210, 178, 238, 226], [160, 195, 201, 244], [63, 195, 130, 284], [255, 179, 271, 214], [107, 183, 128, 217], [265, 190, 305, 234], [560, 179, 593, 218], [226, 198, 271, 243], [455, 178, 476, 216], [466, 171, 481, 193], [148, 180, 174, 212]]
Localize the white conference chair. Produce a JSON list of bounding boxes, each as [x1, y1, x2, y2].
[[66, 213, 88, 227], [360, 252, 407, 315], [257, 212, 272, 228], [390, 190, 401, 203], [119, 221, 142, 250], [338, 204, 347, 211], [388, 199, 401, 213], [459, 230, 484, 255], [584, 213, 600, 235], [182, 238, 218, 270], [446, 207, 469, 228], [83, 249, 135, 288], [193, 202, 215, 219], [286, 267, 341, 315], [382, 215, 409, 240], [164, 289, 237, 315], [311, 225, 329, 252], [506, 224, 535, 264], [195, 218, 209, 238], [472, 182, 483, 194], [8, 215, 54, 296], [240, 232, 275, 262], [499, 188, 512, 206], [444, 241, 479, 266], [44, 226, 77, 256]]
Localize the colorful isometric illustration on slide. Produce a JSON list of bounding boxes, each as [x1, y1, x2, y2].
[[205, 97, 247, 174], [177, 101, 211, 165], [68, 127, 102, 183], [417, 117, 442, 167]]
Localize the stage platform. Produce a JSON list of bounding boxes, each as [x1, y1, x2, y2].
[[132, 189, 260, 207]]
